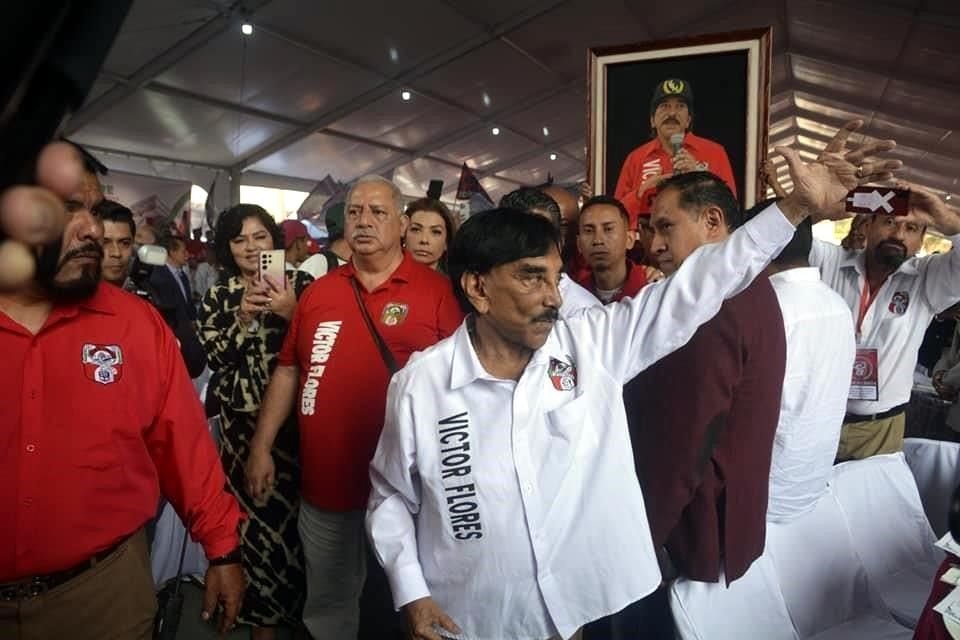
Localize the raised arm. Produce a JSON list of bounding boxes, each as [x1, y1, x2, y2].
[[907, 185, 960, 313], [581, 118, 899, 383]]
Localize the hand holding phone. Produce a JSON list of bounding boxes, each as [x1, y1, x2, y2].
[[258, 249, 287, 289]]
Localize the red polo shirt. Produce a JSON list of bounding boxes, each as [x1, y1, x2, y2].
[[0, 284, 242, 582], [278, 252, 463, 511], [614, 132, 737, 229], [576, 260, 651, 303]]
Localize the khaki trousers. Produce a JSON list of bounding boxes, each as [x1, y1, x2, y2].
[[836, 412, 906, 462], [0, 531, 155, 640]]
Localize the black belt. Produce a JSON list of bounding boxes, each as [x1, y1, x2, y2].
[[844, 403, 908, 425], [0, 537, 127, 601]]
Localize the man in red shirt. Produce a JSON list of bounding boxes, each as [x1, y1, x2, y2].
[[0, 158, 245, 639], [576, 196, 661, 303], [246, 175, 462, 640], [614, 78, 737, 229]]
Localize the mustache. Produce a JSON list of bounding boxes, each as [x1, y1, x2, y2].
[[532, 308, 559, 324], [662, 116, 681, 125], [878, 239, 907, 253], [59, 243, 104, 267]]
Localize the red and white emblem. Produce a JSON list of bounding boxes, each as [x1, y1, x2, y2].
[[81, 344, 124, 385], [889, 291, 910, 315], [548, 357, 577, 391]]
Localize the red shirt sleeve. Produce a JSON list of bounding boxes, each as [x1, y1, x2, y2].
[[144, 315, 243, 559], [702, 142, 737, 198], [614, 151, 646, 230]]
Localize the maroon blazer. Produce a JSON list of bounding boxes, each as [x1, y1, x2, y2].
[[624, 275, 786, 584]]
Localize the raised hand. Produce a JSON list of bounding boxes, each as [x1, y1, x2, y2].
[[775, 119, 903, 225], [901, 181, 960, 236]]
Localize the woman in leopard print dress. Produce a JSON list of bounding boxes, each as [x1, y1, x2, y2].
[[199, 204, 313, 639]]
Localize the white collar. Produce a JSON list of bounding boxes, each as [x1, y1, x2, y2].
[[768, 266, 821, 283], [449, 318, 563, 390]]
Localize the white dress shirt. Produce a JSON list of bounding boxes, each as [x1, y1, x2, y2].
[[810, 237, 960, 414], [366, 204, 797, 640], [767, 267, 856, 522], [299, 251, 347, 279], [558, 273, 600, 318]]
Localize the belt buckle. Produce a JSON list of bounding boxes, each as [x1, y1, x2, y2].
[[26, 577, 49, 598]]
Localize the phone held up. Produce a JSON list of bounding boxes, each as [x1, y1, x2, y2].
[[258, 249, 287, 290], [846, 185, 910, 217]]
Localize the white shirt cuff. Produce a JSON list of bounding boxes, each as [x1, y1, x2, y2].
[[388, 562, 431, 610], [743, 202, 797, 251]]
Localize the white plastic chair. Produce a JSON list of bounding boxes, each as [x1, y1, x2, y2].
[[903, 437, 960, 537], [766, 491, 912, 639], [670, 554, 798, 640], [830, 452, 942, 628]]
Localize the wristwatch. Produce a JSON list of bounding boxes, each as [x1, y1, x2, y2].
[[208, 547, 243, 567]]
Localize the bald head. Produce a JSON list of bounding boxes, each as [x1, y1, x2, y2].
[[542, 185, 579, 229]]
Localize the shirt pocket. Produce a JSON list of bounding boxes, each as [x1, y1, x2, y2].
[[543, 392, 599, 457], [536, 393, 600, 502]]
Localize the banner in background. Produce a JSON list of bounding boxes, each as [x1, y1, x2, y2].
[[101, 171, 192, 232]]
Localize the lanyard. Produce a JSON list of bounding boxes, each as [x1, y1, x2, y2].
[[856, 278, 875, 337]]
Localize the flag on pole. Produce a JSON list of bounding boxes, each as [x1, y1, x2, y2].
[[297, 174, 345, 220], [205, 173, 219, 232], [455, 163, 494, 218], [456, 163, 493, 203]]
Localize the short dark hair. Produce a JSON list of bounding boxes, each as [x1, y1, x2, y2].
[[213, 204, 284, 276], [93, 199, 134, 238], [448, 208, 560, 313], [499, 188, 562, 231], [743, 197, 812, 266], [580, 196, 630, 226], [158, 233, 186, 253], [657, 171, 742, 230]]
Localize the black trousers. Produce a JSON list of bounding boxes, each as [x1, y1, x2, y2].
[[582, 584, 674, 640], [357, 543, 406, 640]]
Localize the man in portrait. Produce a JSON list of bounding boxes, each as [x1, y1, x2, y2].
[[614, 78, 737, 229]]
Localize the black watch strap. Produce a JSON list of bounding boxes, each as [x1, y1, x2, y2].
[[208, 547, 243, 567]]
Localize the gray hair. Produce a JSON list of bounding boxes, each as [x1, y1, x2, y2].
[[346, 175, 404, 214]]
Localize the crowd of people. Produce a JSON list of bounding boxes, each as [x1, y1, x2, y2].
[[2, 102, 960, 640]]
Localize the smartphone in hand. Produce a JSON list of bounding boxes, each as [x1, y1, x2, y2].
[[258, 249, 287, 289]]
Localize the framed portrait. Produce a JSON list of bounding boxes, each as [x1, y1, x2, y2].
[[588, 28, 772, 219]]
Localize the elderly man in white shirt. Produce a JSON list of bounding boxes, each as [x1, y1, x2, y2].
[[365, 126, 896, 640], [807, 154, 960, 460], [742, 202, 856, 522]]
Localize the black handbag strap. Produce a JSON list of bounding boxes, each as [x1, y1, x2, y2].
[[350, 277, 399, 375]]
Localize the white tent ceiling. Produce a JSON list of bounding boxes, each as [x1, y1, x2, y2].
[[68, 0, 960, 204]]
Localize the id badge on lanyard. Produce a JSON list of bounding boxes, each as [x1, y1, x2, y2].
[[850, 278, 879, 402]]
